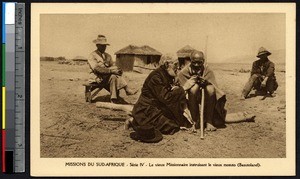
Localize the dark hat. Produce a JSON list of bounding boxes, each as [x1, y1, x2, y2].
[[93, 35, 110, 45], [130, 125, 163, 143], [257, 47, 271, 58]]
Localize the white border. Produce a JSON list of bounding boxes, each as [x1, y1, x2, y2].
[[31, 3, 296, 176]]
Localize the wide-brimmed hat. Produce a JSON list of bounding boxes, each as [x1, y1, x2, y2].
[[93, 35, 110, 45], [257, 47, 271, 58], [130, 125, 163, 143]]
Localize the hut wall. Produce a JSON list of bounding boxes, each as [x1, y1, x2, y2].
[[150, 56, 160, 68], [116, 54, 135, 71], [133, 55, 147, 66], [178, 57, 191, 69]]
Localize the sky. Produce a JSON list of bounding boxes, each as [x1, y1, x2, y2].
[[40, 13, 285, 63]]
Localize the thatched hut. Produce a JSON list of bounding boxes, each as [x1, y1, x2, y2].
[[115, 45, 162, 71], [73, 56, 87, 61], [177, 45, 196, 69], [72, 56, 88, 65]]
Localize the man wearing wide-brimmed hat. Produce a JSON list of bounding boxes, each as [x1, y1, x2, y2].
[[88, 35, 137, 103], [241, 47, 278, 99]]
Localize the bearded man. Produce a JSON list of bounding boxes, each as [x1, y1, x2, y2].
[[130, 54, 196, 135]]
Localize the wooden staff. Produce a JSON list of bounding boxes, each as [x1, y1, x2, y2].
[[200, 35, 209, 139], [200, 88, 205, 139]]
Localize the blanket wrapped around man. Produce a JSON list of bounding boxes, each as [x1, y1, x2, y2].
[[177, 64, 227, 127]]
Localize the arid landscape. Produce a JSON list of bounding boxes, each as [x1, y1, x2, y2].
[[39, 60, 286, 158]]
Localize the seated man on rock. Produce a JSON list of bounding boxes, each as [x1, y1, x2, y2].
[[88, 34, 137, 103]]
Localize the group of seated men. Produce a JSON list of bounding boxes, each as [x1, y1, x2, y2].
[[88, 34, 278, 141]]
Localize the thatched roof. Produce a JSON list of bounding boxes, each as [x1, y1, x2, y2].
[[177, 45, 196, 58], [73, 56, 87, 61], [115, 45, 162, 56]]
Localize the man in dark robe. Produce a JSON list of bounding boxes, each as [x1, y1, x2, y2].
[[177, 50, 227, 131], [241, 47, 278, 99], [130, 54, 195, 135]]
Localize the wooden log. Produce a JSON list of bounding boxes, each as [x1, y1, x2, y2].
[[96, 102, 133, 115]]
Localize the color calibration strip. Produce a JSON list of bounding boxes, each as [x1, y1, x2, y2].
[[2, 2, 25, 173]]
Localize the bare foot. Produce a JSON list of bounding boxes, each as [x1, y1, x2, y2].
[[205, 123, 217, 132], [126, 89, 138, 96], [180, 124, 197, 133], [124, 117, 133, 130], [243, 112, 256, 122], [240, 94, 246, 100]]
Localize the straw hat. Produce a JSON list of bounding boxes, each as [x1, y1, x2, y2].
[[93, 35, 110, 45], [130, 125, 163, 143], [257, 47, 271, 58]]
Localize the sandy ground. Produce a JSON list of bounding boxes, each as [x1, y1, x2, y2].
[[40, 61, 286, 158]]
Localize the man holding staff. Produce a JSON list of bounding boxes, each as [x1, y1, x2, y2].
[[177, 50, 227, 131]]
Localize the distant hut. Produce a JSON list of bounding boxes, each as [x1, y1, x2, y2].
[[115, 45, 162, 71], [177, 45, 196, 69], [72, 56, 88, 65], [40, 56, 55, 61]]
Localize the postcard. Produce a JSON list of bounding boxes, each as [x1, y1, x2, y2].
[[31, 3, 296, 176]]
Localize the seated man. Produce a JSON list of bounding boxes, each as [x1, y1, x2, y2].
[[241, 47, 278, 99], [130, 54, 196, 135], [88, 34, 136, 103], [177, 50, 227, 131]]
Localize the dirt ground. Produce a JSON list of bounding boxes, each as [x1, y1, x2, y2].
[[40, 61, 286, 158]]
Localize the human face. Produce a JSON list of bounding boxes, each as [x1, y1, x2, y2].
[[96, 44, 107, 53], [166, 61, 179, 77], [259, 54, 268, 61], [191, 57, 204, 72]]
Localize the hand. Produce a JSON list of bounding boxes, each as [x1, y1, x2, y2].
[[261, 77, 268, 88], [261, 80, 267, 88], [182, 76, 197, 91], [171, 85, 180, 91], [111, 68, 123, 76], [197, 77, 207, 88]]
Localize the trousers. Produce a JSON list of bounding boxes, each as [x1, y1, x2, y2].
[[97, 74, 127, 99], [242, 74, 278, 97]]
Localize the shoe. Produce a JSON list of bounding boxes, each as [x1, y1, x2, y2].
[[126, 89, 138, 96], [269, 93, 276, 97]]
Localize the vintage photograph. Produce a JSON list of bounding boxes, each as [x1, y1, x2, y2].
[[31, 3, 295, 176]]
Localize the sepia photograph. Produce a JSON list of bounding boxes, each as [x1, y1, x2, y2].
[[31, 3, 295, 176]]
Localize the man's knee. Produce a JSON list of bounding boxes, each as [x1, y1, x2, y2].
[[266, 78, 278, 93], [189, 84, 200, 95], [206, 85, 216, 97], [109, 74, 118, 83], [251, 74, 259, 79]]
